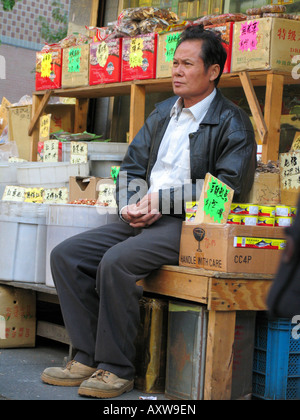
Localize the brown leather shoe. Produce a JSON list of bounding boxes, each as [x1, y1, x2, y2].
[[78, 369, 134, 398], [41, 360, 97, 387]]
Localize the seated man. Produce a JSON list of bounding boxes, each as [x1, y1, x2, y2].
[[41, 24, 257, 399]]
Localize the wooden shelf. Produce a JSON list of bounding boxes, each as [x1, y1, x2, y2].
[[30, 70, 299, 162]]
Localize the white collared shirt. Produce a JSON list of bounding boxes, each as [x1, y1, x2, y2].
[[148, 89, 216, 193]]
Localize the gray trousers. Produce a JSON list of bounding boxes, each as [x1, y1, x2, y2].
[[50, 215, 183, 380]]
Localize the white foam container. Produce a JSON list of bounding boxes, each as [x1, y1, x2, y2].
[[89, 154, 124, 177], [0, 162, 27, 198], [0, 201, 48, 283], [45, 203, 118, 287], [61, 141, 128, 162], [16, 162, 90, 186]]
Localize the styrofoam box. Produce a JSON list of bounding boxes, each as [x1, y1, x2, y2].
[[61, 142, 128, 162], [0, 201, 48, 283], [16, 162, 89, 186], [45, 203, 118, 287], [89, 154, 124, 178], [0, 162, 27, 198]]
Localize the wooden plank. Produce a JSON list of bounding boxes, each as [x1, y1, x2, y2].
[[28, 91, 52, 136], [138, 267, 209, 304], [262, 73, 284, 163], [90, 0, 99, 26], [37, 320, 71, 345], [129, 84, 145, 143], [239, 71, 268, 144], [208, 278, 272, 311], [74, 98, 89, 132], [204, 310, 236, 400]]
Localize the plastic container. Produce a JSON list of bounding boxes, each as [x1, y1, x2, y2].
[[0, 162, 26, 198], [165, 302, 256, 400], [61, 141, 128, 162], [16, 162, 89, 186], [89, 154, 124, 177], [45, 203, 118, 287], [0, 201, 48, 283], [252, 312, 300, 400]]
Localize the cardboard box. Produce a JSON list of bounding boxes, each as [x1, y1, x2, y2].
[[179, 223, 286, 275], [205, 22, 234, 74], [35, 47, 62, 91], [62, 44, 90, 88], [121, 33, 157, 82], [69, 176, 116, 204], [8, 104, 74, 161], [248, 172, 281, 205], [156, 31, 182, 79], [0, 285, 36, 348], [89, 38, 122, 85], [231, 18, 300, 73]]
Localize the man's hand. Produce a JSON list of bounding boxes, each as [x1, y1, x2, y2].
[[121, 192, 162, 228]]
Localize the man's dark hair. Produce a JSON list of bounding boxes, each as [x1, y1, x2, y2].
[[176, 24, 227, 86]]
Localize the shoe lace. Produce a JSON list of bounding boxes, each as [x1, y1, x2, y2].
[[92, 369, 110, 380]]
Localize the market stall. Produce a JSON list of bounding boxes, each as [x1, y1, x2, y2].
[[0, 1, 300, 400]]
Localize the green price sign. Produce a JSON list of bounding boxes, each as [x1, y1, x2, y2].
[[204, 178, 230, 223], [68, 47, 81, 73]]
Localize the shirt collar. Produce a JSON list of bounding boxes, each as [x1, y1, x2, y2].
[[170, 88, 216, 122]]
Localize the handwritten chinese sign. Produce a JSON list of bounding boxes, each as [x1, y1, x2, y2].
[[239, 20, 259, 52], [41, 53, 52, 78], [280, 151, 300, 190], [2, 185, 25, 202], [129, 38, 144, 68], [291, 132, 300, 151], [24, 188, 44, 203], [39, 114, 51, 142], [194, 173, 234, 224], [43, 187, 69, 204], [68, 47, 81, 73], [43, 140, 59, 162], [70, 141, 88, 164], [97, 42, 109, 67], [165, 32, 180, 63]]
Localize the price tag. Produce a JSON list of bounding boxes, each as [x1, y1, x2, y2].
[[110, 166, 120, 184], [97, 42, 109, 67], [280, 151, 300, 190], [194, 173, 234, 224], [98, 183, 117, 207], [2, 185, 25, 202], [68, 47, 81, 73], [41, 53, 52, 78], [24, 188, 44, 203], [8, 157, 27, 162], [239, 20, 259, 52], [165, 32, 180, 63], [70, 141, 88, 164], [43, 187, 69, 204], [291, 132, 300, 151], [40, 114, 51, 142], [43, 140, 59, 162], [129, 38, 143, 68]]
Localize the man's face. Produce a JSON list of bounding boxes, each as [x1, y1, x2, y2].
[[172, 39, 219, 108]]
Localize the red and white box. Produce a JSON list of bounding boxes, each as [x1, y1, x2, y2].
[[205, 22, 234, 74], [35, 47, 62, 90], [89, 38, 122, 85], [121, 33, 157, 82]]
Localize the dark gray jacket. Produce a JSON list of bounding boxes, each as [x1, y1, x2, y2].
[[116, 88, 257, 217]]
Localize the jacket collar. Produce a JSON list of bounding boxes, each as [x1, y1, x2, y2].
[[155, 88, 224, 125]]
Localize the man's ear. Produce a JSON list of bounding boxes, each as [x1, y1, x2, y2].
[[209, 64, 220, 82]]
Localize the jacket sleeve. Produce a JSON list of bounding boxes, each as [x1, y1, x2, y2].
[[214, 107, 257, 202]]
